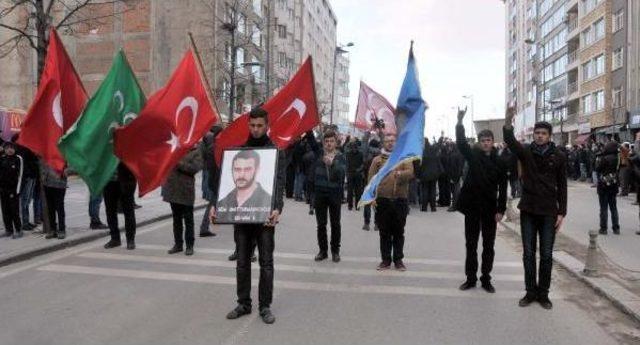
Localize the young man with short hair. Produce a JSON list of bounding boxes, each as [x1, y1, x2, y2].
[[504, 106, 567, 310]]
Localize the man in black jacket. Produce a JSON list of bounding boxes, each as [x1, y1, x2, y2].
[[210, 106, 285, 325], [0, 142, 23, 238], [504, 106, 567, 310], [456, 108, 507, 293], [345, 139, 364, 211], [595, 142, 620, 235], [420, 138, 443, 212]]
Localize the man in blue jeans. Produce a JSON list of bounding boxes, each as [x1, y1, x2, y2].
[[504, 105, 567, 310]]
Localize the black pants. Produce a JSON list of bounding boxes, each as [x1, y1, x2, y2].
[[315, 193, 342, 253], [346, 174, 363, 209], [437, 176, 451, 206], [285, 164, 295, 198], [598, 188, 619, 231], [235, 224, 275, 309], [450, 179, 461, 209], [44, 186, 65, 234], [170, 203, 194, 248], [1, 191, 21, 234], [375, 198, 408, 263], [103, 180, 136, 243], [464, 213, 497, 283], [521, 212, 556, 295], [420, 180, 437, 210]]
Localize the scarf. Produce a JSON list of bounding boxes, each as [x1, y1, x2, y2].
[[531, 142, 550, 156]]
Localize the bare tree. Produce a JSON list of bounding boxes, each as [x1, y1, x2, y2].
[[0, 0, 127, 84]]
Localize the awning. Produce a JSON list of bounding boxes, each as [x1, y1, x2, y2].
[[573, 134, 591, 145]]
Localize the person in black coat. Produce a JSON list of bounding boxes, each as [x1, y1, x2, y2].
[[0, 142, 23, 238], [420, 138, 443, 212], [446, 143, 465, 212], [595, 142, 620, 234], [455, 108, 507, 294], [499, 145, 520, 198], [345, 139, 365, 211], [200, 125, 223, 237], [437, 137, 452, 207]]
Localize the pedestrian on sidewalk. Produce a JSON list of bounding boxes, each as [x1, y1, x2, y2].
[[446, 142, 464, 212], [163, 147, 203, 256], [88, 194, 108, 230], [369, 133, 414, 271], [504, 105, 567, 310], [345, 138, 364, 211], [103, 163, 138, 250], [200, 125, 223, 238], [41, 161, 67, 239], [13, 135, 38, 231], [0, 142, 23, 239], [309, 129, 346, 262], [619, 142, 631, 196], [455, 108, 507, 293], [419, 138, 442, 212], [210, 106, 285, 325], [595, 142, 621, 235], [361, 123, 382, 230]]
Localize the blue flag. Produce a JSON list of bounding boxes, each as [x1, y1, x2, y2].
[[359, 43, 427, 206]]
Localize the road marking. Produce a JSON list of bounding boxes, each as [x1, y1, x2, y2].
[[38, 264, 550, 299], [0, 219, 173, 280], [76, 252, 524, 281], [134, 244, 523, 268]]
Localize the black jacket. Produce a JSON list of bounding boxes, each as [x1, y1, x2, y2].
[[15, 144, 38, 179], [595, 143, 619, 192], [504, 126, 568, 217], [345, 143, 364, 176], [0, 154, 23, 195], [455, 124, 507, 216], [420, 142, 444, 182], [307, 134, 346, 196], [500, 147, 519, 178]]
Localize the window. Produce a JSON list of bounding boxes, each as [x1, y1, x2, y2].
[[613, 47, 624, 70], [594, 18, 605, 40], [278, 52, 286, 67], [582, 0, 603, 14], [613, 10, 624, 32], [595, 54, 605, 75], [582, 18, 605, 47], [238, 14, 246, 35], [613, 87, 623, 108], [594, 90, 605, 111], [277, 25, 287, 39], [583, 94, 593, 114], [541, 4, 567, 37], [583, 54, 605, 80], [236, 48, 245, 69], [582, 27, 593, 46]]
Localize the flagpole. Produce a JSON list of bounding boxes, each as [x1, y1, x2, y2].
[[187, 32, 221, 125]]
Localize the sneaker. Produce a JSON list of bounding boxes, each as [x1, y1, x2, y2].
[[185, 247, 194, 256], [481, 281, 496, 293], [199, 231, 216, 237], [598, 229, 607, 235], [104, 240, 121, 249], [45, 232, 57, 239], [612, 228, 620, 235], [394, 260, 407, 271], [377, 261, 391, 270], [308, 208, 314, 215], [362, 223, 370, 231], [259, 308, 276, 324], [1, 232, 11, 238], [126, 240, 136, 250], [21, 224, 34, 231], [167, 245, 183, 254], [90, 222, 108, 230], [538, 294, 553, 310], [315, 251, 328, 261], [226, 305, 252, 320], [56, 232, 66, 240], [459, 281, 476, 291], [447, 207, 457, 212], [228, 252, 238, 261], [12, 231, 23, 239], [332, 252, 341, 263], [518, 292, 537, 307]]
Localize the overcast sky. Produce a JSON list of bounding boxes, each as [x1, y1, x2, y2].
[[331, 0, 506, 138]]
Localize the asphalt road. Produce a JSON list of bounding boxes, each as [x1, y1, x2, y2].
[[0, 199, 629, 345]]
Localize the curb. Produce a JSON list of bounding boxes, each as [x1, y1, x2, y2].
[[500, 220, 640, 324], [0, 203, 208, 268]]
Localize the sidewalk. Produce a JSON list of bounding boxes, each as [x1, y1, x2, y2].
[[0, 175, 207, 267]]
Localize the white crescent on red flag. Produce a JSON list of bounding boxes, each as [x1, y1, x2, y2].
[[354, 81, 396, 134], [215, 56, 320, 165], [17, 28, 87, 173], [113, 50, 219, 196]]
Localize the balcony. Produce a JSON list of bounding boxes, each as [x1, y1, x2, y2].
[[566, 50, 579, 71], [567, 17, 580, 40], [568, 81, 577, 94]]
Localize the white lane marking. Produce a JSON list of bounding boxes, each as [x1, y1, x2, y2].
[[38, 264, 553, 299], [76, 252, 524, 282], [134, 244, 523, 268], [0, 219, 172, 280]]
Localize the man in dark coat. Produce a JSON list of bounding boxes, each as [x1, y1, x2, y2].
[[456, 108, 507, 294], [420, 138, 443, 212], [210, 106, 285, 325], [200, 125, 223, 237], [499, 145, 520, 198], [504, 106, 567, 310], [595, 142, 620, 234], [345, 139, 365, 211], [446, 143, 465, 212]]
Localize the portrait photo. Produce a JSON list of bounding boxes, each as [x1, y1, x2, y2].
[[215, 147, 278, 224]]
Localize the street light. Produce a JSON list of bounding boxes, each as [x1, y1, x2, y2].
[[330, 42, 354, 125], [462, 95, 475, 137]]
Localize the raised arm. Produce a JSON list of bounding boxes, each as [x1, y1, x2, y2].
[[503, 105, 526, 159], [455, 107, 473, 160]]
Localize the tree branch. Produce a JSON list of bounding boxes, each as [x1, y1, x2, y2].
[[0, 22, 37, 49]]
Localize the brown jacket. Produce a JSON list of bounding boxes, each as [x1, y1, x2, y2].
[[367, 153, 415, 199]]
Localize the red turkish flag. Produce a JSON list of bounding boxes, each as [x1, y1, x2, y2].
[[114, 50, 219, 196], [215, 56, 320, 164], [17, 28, 87, 173], [354, 81, 396, 134]]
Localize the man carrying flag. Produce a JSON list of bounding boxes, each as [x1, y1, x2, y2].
[[360, 42, 426, 271], [59, 50, 145, 250]]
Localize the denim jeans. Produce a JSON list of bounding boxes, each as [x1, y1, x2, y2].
[[32, 182, 42, 222], [89, 194, 103, 223], [20, 177, 35, 224], [598, 188, 619, 231], [520, 212, 556, 294], [294, 171, 305, 200]]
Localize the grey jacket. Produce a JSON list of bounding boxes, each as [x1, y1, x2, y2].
[[161, 149, 203, 206], [40, 160, 67, 189]]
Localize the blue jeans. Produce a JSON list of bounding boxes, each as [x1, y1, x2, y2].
[[520, 212, 556, 295], [294, 171, 305, 200], [20, 178, 36, 224], [598, 188, 619, 231], [89, 194, 103, 223]]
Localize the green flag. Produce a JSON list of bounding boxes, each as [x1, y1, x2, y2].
[[59, 50, 146, 196]]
